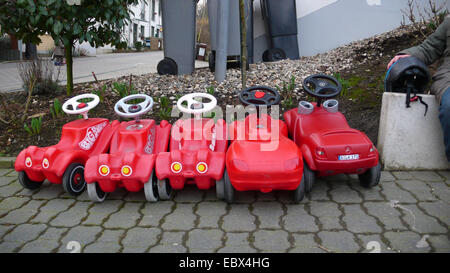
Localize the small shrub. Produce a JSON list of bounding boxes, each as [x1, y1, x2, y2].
[[277, 76, 296, 109], [206, 85, 215, 95], [93, 84, 107, 102], [24, 116, 42, 135], [134, 41, 143, 52], [156, 96, 173, 121], [18, 58, 61, 95], [112, 81, 137, 98]]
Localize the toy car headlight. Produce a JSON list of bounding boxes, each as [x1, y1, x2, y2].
[[99, 165, 110, 176], [369, 145, 376, 153], [196, 162, 208, 174], [121, 165, 132, 176], [284, 158, 300, 171], [315, 147, 326, 158], [25, 157, 32, 168], [171, 162, 182, 173], [42, 158, 50, 169]]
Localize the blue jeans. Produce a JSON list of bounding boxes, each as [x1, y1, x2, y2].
[[440, 87, 450, 162]]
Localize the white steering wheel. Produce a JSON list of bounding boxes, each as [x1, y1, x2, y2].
[[114, 94, 154, 119], [176, 93, 217, 115], [62, 94, 100, 119]]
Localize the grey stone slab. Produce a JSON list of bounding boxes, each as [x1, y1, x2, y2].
[[329, 184, 362, 203], [3, 223, 47, 243], [58, 226, 102, 253], [357, 234, 395, 253], [196, 201, 227, 228], [380, 171, 396, 182], [381, 182, 418, 203], [409, 171, 443, 182], [204, 188, 220, 201], [255, 191, 277, 202], [222, 204, 256, 232], [30, 183, 65, 200], [318, 231, 359, 253], [253, 230, 290, 253], [123, 191, 147, 202], [0, 241, 22, 253], [0, 175, 16, 187], [82, 200, 123, 226], [107, 188, 128, 200], [121, 227, 161, 252], [148, 231, 187, 253], [0, 224, 13, 239], [50, 201, 91, 227], [428, 182, 450, 203], [352, 184, 385, 201], [173, 185, 204, 203], [0, 169, 13, 176], [309, 201, 342, 230], [233, 190, 257, 204], [325, 174, 349, 182], [400, 204, 447, 234], [186, 229, 224, 253], [283, 204, 318, 232], [392, 172, 413, 180], [418, 201, 450, 227], [343, 204, 382, 233], [396, 180, 437, 201], [103, 202, 142, 229], [0, 181, 23, 198], [31, 199, 75, 224], [162, 203, 196, 231], [437, 171, 450, 180], [0, 200, 45, 225], [83, 230, 124, 253], [218, 232, 257, 253], [20, 227, 68, 253], [427, 235, 450, 253], [0, 197, 29, 215], [289, 233, 325, 253], [139, 201, 174, 227], [364, 202, 407, 231], [384, 231, 431, 253], [252, 202, 283, 229], [308, 180, 330, 201]]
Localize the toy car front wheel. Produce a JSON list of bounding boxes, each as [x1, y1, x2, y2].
[[157, 178, 174, 200], [62, 163, 86, 196], [144, 170, 159, 202], [358, 162, 381, 188], [303, 162, 315, 193], [18, 171, 43, 190], [293, 173, 306, 203], [223, 170, 235, 204], [87, 182, 107, 203]]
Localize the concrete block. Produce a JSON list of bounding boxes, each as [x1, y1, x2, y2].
[[378, 92, 449, 170]]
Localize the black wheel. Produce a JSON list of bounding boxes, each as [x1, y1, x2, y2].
[[293, 173, 306, 203], [223, 169, 235, 204], [266, 48, 286, 62], [62, 163, 86, 196], [208, 52, 215, 72], [18, 171, 43, 190], [262, 49, 269, 62], [303, 162, 315, 193], [144, 170, 159, 202], [358, 162, 381, 188], [87, 182, 107, 203], [157, 178, 174, 200], [216, 168, 226, 200], [157, 57, 178, 75]]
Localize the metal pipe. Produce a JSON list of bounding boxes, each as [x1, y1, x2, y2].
[[215, 0, 230, 82]]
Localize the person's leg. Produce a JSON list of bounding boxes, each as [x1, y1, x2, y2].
[[439, 87, 450, 162]]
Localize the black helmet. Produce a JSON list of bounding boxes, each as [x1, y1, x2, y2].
[[385, 56, 430, 93]]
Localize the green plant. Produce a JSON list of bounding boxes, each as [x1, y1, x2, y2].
[[93, 84, 107, 102], [156, 96, 173, 121], [112, 82, 137, 98], [277, 76, 296, 109], [206, 85, 215, 95], [50, 98, 64, 119], [24, 116, 42, 136], [134, 41, 143, 52], [333, 73, 350, 97]]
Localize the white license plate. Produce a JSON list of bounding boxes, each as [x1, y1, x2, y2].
[[339, 154, 359, 160]]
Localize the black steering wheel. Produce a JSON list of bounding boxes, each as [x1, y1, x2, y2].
[[303, 74, 342, 101], [239, 86, 281, 107]]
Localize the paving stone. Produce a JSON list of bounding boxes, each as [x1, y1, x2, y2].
[[3, 224, 47, 244], [427, 235, 450, 253], [318, 231, 359, 253], [255, 191, 277, 202], [437, 171, 450, 181], [50, 201, 91, 227], [5, 171, 17, 177], [409, 171, 443, 182], [139, 201, 174, 227], [187, 229, 224, 253], [204, 188, 219, 201], [121, 227, 161, 253], [343, 204, 382, 233], [325, 174, 349, 182], [392, 171, 413, 180], [380, 171, 396, 182], [428, 182, 450, 203], [289, 234, 325, 253], [364, 202, 407, 231], [283, 204, 318, 232], [31, 183, 65, 200], [253, 230, 290, 252], [103, 202, 142, 229], [173, 185, 204, 203], [0, 175, 16, 187], [75, 191, 91, 202], [357, 234, 395, 253], [384, 231, 431, 253], [0, 181, 23, 198], [218, 232, 257, 253], [196, 201, 227, 228], [252, 202, 283, 229], [148, 231, 186, 253], [381, 182, 417, 203], [308, 180, 330, 201], [0, 197, 29, 215], [0, 200, 45, 225], [351, 184, 385, 201], [107, 188, 128, 200], [20, 227, 68, 253], [418, 201, 450, 226], [162, 203, 196, 231], [330, 184, 362, 203], [83, 230, 124, 253], [31, 199, 75, 224], [400, 204, 447, 234], [0, 224, 13, 239], [222, 204, 256, 232], [0, 169, 13, 176], [396, 180, 437, 201], [232, 190, 256, 204], [82, 200, 123, 226], [0, 241, 22, 253], [59, 226, 103, 253], [309, 201, 342, 230], [123, 191, 147, 202]]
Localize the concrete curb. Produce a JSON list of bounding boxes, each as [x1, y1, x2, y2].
[[0, 157, 16, 169]]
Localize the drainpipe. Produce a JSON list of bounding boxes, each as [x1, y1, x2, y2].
[[215, 0, 230, 82]]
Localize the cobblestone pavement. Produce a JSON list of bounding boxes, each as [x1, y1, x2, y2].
[[0, 168, 449, 253]]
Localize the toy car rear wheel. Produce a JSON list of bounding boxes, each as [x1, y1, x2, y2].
[[144, 170, 159, 202], [18, 171, 43, 190], [303, 162, 315, 193], [358, 162, 381, 188], [216, 169, 226, 200], [157, 178, 174, 200], [293, 173, 306, 203], [87, 182, 107, 203], [62, 163, 86, 196], [223, 170, 235, 204]]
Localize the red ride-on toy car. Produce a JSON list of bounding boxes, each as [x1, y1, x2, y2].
[[155, 93, 227, 199], [84, 94, 171, 202], [15, 94, 119, 196], [284, 74, 381, 192], [221, 86, 305, 203]]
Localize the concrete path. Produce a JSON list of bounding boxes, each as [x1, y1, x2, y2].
[[0, 51, 209, 93], [0, 169, 449, 253]]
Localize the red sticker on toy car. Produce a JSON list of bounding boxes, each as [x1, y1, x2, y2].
[[144, 127, 156, 154], [79, 121, 108, 151]]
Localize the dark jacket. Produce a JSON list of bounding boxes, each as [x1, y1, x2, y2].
[[400, 15, 450, 103]]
